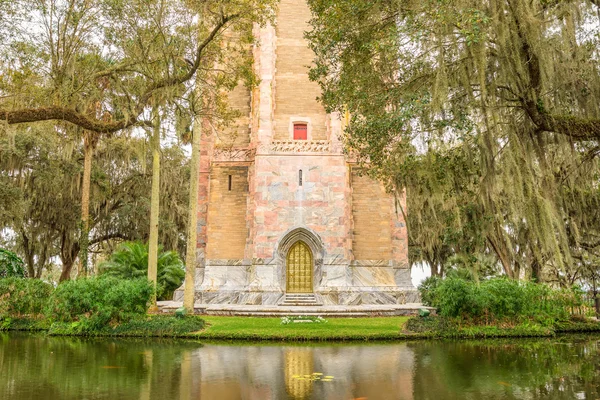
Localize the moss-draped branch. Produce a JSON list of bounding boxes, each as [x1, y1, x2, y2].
[[0, 13, 237, 134]]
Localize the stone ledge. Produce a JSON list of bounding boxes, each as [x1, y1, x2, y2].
[[158, 301, 433, 317]]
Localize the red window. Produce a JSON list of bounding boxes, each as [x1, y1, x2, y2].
[[293, 123, 308, 140]]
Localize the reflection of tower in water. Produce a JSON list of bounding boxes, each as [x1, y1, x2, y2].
[[284, 349, 314, 400]]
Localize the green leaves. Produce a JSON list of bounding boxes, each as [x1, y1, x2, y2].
[[307, 0, 600, 283], [0, 0, 278, 133], [0, 278, 53, 317], [99, 241, 184, 300], [46, 276, 155, 331], [421, 276, 583, 324], [0, 249, 27, 278]]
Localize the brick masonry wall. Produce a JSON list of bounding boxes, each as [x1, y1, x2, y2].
[[273, 0, 327, 141], [351, 168, 393, 260], [206, 166, 250, 259], [199, 0, 408, 270], [216, 82, 252, 147]]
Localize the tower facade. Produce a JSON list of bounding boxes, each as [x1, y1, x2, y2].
[[175, 0, 416, 305]]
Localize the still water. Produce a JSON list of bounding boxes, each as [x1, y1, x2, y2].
[[1, 333, 599, 400]]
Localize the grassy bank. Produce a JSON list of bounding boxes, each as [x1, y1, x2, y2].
[[188, 315, 600, 341], [190, 316, 412, 341], [1, 315, 205, 338], [3, 314, 600, 341]]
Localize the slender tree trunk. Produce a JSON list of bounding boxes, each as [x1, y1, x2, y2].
[[183, 117, 202, 311], [78, 131, 95, 278], [592, 277, 600, 319], [147, 109, 161, 310]]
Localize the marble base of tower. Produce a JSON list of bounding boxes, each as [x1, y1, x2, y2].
[[173, 261, 418, 306]]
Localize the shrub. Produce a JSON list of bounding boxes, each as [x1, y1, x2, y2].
[[418, 276, 441, 306], [46, 276, 154, 331], [110, 315, 205, 337], [433, 276, 484, 318], [479, 278, 526, 319], [98, 241, 184, 300], [0, 249, 27, 278], [48, 314, 205, 337], [427, 276, 583, 325], [0, 278, 53, 317]]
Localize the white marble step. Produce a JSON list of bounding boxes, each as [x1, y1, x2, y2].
[[280, 293, 323, 306]]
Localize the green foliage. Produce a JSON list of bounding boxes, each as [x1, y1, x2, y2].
[[45, 277, 154, 332], [99, 241, 184, 300], [48, 315, 205, 337], [421, 276, 583, 325], [0, 316, 50, 331], [306, 0, 600, 286], [0, 127, 191, 280], [109, 315, 205, 337], [0, 278, 53, 317], [0, 249, 27, 278], [418, 276, 441, 306]]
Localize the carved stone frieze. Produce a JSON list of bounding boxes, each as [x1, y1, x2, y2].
[[270, 140, 331, 153], [212, 147, 256, 162]]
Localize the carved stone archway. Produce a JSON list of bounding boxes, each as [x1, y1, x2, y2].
[[275, 227, 325, 292]]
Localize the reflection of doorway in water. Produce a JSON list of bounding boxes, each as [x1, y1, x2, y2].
[[284, 348, 314, 399]]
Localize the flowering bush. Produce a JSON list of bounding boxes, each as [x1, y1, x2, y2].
[[281, 315, 327, 325]]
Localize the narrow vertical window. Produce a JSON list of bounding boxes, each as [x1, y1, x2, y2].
[[228, 175, 232, 191], [293, 123, 308, 140], [299, 170, 303, 186]]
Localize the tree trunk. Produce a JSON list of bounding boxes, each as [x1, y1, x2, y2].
[[20, 230, 35, 278], [183, 117, 202, 311], [147, 109, 161, 310], [531, 258, 542, 283], [59, 232, 79, 282], [36, 243, 48, 278], [78, 131, 95, 278], [487, 233, 515, 279], [59, 259, 75, 282]]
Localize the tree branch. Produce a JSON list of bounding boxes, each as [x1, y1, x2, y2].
[[89, 232, 131, 246], [0, 13, 238, 134]]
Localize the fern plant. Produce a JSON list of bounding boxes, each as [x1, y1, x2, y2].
[[98, 241, 184, 300]]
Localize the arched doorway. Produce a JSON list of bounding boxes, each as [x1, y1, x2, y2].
[[286, 241, 313, 293]]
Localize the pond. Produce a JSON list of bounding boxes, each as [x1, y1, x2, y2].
[[1, 333, 599, 399]]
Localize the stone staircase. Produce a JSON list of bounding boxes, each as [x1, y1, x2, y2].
[[279, 293, 323, 307]]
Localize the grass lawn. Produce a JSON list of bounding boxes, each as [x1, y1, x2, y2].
[[190, 316, 411, 341]]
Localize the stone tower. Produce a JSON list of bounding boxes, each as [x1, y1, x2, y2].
[[174, 0, 417, 305]]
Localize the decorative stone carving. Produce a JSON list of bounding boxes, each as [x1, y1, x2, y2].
[[270, 140, 330, 153], [212, 147, 256, 162]]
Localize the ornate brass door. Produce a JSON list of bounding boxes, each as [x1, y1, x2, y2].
[[286, 241, 313, 293]]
